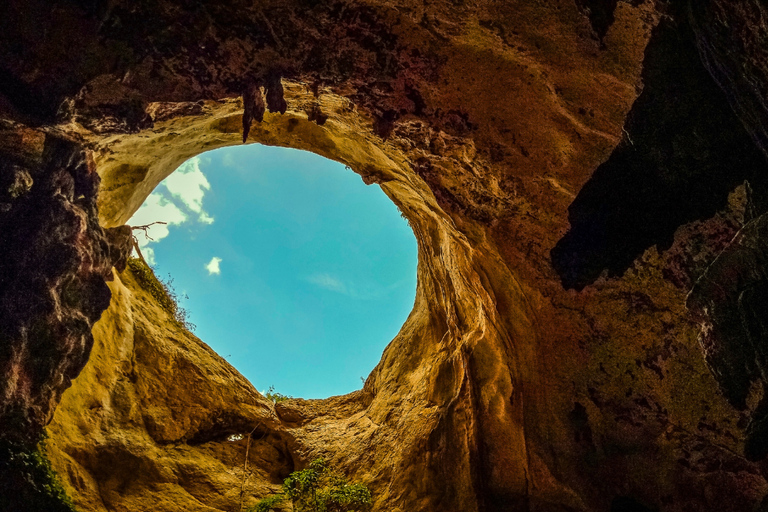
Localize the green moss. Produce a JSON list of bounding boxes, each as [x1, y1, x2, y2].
[[249, 458, 371, 512], [252, 494, 287, 512], [126, 257, 196, 331], [0, 434, 77, 512]]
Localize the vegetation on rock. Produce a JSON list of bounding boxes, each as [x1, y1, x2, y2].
[[126, 257, 196, 331], [0, 433, 77, 512], [264, 385, 292, 403], [249, 458, 371, 512]]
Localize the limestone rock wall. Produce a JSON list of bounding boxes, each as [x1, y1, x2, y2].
[[2, 0, 768, 511], [0, 125, 131, 442], [47, 267, 289, 512]]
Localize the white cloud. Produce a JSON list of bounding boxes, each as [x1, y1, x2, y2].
[[127, 156, 216, 264], [205, 256, 222, 275], [304, 272, 405, 300], [164, 156, 215, 223], [306, 273, 349, 295], [128, 193, 189, 264], [140, 246, 156, 265]]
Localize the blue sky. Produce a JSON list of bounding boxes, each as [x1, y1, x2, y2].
[[128, 144, 417, 399]]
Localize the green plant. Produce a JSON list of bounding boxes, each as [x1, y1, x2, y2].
[[0, 433, 78, 512], [248, 458, 371, 512], [252, 494, 286, 512], [126, 257, 196, 331], [264, 385, 292, 403]]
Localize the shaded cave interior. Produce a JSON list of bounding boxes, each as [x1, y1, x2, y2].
[[7, 0, 768, 511], [42, 84, 528, 510]]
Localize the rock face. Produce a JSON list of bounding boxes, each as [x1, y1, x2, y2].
[[0, 126, 131, 442], [3, 0, 768, 511], [46, 267, 288, 512]]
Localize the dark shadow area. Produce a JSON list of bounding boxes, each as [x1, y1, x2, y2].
[[689, 0, 768, 161], [575, 0, 618, 42], [574, 0, 647, 44], [551, 15, 768, 291], [687, 213, 768, 461], [610, 496, 658, 512]]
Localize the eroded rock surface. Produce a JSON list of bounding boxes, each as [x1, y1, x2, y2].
[[0, 127, 131, 441], [46, 267, 290, 511], [2, 0, 768, 511]]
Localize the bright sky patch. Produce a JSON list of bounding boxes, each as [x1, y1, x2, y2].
[[127, 144, 418, 399], [164, 157, 214, 224]]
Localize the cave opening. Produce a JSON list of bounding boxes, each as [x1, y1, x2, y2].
[[127, 143, 418, 399]]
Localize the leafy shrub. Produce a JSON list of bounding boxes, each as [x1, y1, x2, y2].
[[253, 494, 286, 512], [126, 257, 196, 331], [0, 433, 77, 512], [265, 385, 292, 403], [249, 458, 371, 512]]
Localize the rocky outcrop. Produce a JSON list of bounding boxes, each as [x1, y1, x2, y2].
[[687, 213, 768, 463], [3, 0, 768, 511], [551, 11, 768, 291], [690, 0, 768, 160], [45, 266, 289, 511], [0, 125, 131, 442]]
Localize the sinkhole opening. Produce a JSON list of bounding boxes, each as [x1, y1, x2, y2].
[[127, 144, 418, 399]]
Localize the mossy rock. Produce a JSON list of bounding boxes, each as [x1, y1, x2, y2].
[[0, 435, 77, 512], [125, 257, 195, 331]]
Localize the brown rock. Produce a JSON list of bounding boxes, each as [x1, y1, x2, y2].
[[1, 0, 768, 511]]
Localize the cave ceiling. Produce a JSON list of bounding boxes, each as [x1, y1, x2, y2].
[[3, 0, 768, 511]]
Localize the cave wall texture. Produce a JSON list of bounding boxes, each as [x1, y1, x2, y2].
[[3, 0, 768, 511]]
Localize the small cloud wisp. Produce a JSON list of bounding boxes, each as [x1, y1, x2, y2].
[[206, 257, 222, 275], [306, 273, 348, 294]]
